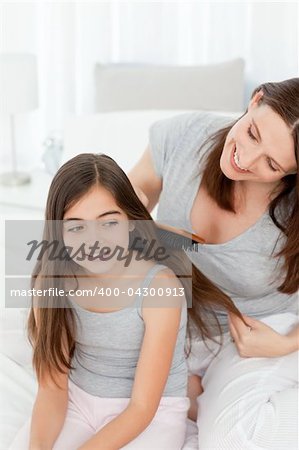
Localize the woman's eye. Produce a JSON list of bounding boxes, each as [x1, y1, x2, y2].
[[68, 225, 84, 232], [267, 158, 278, 172], [247, 125, 257, 141]]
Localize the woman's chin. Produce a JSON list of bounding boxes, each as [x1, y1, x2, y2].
[[220, 160, 252, 182], [219, 162, 240, 181]]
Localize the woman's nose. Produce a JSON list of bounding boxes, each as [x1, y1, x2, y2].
[[239, 146, 261, 170]]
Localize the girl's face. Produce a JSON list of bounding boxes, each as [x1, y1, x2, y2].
[[220, 93, 297, 185], [63, 184, 134, 275]]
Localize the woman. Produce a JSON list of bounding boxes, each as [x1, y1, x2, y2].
[[129, 78, 299, 449]]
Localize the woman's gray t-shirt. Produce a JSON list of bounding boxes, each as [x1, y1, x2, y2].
[[149, 111, 298, 335]]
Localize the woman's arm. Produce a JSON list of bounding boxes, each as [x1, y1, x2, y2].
[[29, 307, 70, 450], [285, 323, 299, 353], [228, 312, 299, 358], [78, 269, 185, 450], [127, 146, 162, 212]]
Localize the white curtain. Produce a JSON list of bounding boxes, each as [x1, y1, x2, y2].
[[0, 1, 298, 169]]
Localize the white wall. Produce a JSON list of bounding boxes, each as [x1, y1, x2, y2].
[[0, 1, 298, 171]]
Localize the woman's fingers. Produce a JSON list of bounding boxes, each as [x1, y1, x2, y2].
[[228, 313, 239, 341], [187, 374, 203, 422], [229, 312, 252, 335]]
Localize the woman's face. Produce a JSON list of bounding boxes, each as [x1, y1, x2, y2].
[[63, 184, 133, 275], [220, 93, 297, 184]]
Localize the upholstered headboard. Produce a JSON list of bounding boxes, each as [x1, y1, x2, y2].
[[62, 109, 241, 173], [94, 58, 245, 112]]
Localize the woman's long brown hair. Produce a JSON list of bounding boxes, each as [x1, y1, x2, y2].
[[201, 78, 299, 294], [28, 153, 244, 387]]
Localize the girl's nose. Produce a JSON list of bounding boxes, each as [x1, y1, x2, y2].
[[85, 222, 104, 247]]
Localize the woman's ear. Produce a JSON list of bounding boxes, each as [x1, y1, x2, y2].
[[248, 89, 264, 110]]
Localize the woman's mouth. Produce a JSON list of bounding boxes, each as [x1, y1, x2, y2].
[[231, 145, 250, 173]]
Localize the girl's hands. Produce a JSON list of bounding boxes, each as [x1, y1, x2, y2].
[[228, 313, 294, 358]]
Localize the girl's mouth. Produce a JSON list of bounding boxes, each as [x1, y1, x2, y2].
[[231, 145, 250, 173], [86, 247, 111, 261]]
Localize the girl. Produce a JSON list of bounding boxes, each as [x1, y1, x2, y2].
[[129, 78, 299, 449], [9, 153, 241, 450]]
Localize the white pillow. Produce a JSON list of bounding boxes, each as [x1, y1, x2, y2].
[[95, 59, 245, 112], [62, 109, 241, 173]]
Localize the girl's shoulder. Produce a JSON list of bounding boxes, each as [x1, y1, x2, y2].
[[128, 256, 180, 290], [129, 255, 171, 279]]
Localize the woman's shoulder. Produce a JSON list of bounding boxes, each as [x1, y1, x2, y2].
[[149, 110, 238, 165], [150, 110, 238, 141], [148, 110, 240, 182]]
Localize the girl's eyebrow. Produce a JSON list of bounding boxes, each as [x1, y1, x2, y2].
[[63, 211, 122, 222], [252, 118, 287, 173]]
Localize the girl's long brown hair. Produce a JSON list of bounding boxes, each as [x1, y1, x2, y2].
[[28, 153, 244, 387], [201, 78, 299, 294]]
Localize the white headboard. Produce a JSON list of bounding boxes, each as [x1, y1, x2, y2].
[[62, 110, 192, 172], [94, 58, 245, 112], [62, 109, 241, 173]]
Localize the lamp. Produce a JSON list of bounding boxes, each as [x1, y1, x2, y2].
[[0, 53, 38, 185]]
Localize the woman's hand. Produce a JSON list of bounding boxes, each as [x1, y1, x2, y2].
[[228, 313, 298, 358], [187, 374, 203, 422]]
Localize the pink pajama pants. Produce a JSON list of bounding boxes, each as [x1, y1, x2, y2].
[[9, 379, 190, 450]]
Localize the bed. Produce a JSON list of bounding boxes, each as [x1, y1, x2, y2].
[[0, 314, 198, 450], [0, 110, 203, 449]]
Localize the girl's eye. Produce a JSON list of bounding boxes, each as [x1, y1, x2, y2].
[[247, 125, 257, 141], [101, 221, 118, 228], [267, 157, 278, 172], [68, 225, 85, 233]]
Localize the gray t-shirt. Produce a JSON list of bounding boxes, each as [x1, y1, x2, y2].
[[149, 111, 298, 335], [68, 264, 188, 398]]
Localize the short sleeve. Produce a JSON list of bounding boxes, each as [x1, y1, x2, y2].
[[148, 113, 198, 178]]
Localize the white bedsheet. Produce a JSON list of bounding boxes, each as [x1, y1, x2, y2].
[[0, 328, 198, 450], [0, 353, 36, 450]]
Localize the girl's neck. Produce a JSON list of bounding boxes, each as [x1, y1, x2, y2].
[[79, 250, 144, 288]]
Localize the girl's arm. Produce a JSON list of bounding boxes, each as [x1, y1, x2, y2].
[[29, 308, 70, 450], [29, 379, 69, 450], [78, 268, 185, 450]]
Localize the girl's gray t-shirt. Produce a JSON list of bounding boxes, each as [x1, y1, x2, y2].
[[68, 264, 188, 398], [149, 111, 298, 335]]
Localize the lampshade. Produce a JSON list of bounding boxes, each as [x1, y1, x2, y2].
[[0, 53, 38, 114]]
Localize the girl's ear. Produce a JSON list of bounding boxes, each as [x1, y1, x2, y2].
[[248, 89, 264, 110]]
